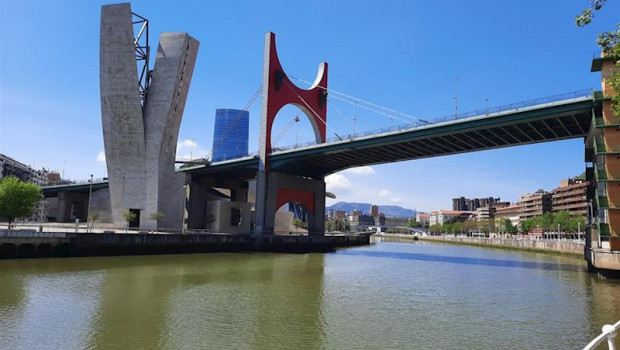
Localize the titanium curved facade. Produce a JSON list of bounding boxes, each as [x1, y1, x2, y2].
[[212, 109, 249, 162]]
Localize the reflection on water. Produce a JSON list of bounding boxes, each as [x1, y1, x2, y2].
[[0, 242, 619, 350], [336, 249, 588, 273]]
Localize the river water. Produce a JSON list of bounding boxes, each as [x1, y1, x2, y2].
[[1, 239, 619, 350]]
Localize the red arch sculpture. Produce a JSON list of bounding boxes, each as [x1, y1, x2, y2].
[[276, 188, 315, 214], [260, 32, 328, 170]]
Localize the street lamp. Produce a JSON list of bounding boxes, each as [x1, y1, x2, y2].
[[87, 174, 93, 233]]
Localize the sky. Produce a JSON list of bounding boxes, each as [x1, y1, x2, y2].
[[1, 0, 618, 213]]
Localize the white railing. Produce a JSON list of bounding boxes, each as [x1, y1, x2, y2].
[[583, 320, 620, 350]]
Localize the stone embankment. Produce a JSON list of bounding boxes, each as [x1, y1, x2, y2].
[[0, 230, 370, 259], [379, 234, 585, 256]]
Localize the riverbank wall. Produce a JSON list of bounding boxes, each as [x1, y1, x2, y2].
[[0, 230, 370, 259], [380, 234, 585, 256]]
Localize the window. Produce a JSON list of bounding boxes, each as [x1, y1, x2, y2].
[[230, 208, 242, 226]]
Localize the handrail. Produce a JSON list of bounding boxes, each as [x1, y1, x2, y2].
[[583, 320, 620, 350], [273, 88, 593, 152]]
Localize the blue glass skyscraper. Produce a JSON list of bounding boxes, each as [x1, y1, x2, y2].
[[212, 109, 249, 162]]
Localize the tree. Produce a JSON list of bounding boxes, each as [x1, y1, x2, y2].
[[149, 211, 166, 222], [88, 210, 101, 233], [577, 1, 620, 116], [0, 176, 42, 228], [553, 210, 571, 233], [122, 211, 137, 233], [406, 218, 417, 228], [292, 218, 307, 233]]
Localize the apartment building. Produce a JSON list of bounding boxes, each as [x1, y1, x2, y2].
[[551, 178, 588, 216], [517, 190, 552, 221], [0, 154, 49, 186]]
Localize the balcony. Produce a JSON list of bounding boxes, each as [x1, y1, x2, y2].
[[597, 194, 610, 208], [598, 222, 611, 237], [595, 165, 620, 182], [594, 140, 620, 154], [595, 116, 620, 127]]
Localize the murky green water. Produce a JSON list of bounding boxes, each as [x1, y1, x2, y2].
[[1, 240, 619, 350]]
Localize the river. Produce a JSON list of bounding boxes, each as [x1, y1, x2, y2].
[[1, 239, 619, 349]]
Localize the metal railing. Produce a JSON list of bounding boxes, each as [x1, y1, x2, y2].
[[273, 88, 593, 152], [583, 320, 620, 350]]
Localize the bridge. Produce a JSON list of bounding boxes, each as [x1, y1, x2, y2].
[[182, 89, 596, 179], [176, 32, 619, 276]]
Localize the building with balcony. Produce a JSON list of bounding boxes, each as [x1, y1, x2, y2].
[[551, 178, 588, 215], [0, 154, 50, 186], [590, 53, 620, 252], [517, 190, 552, 221]]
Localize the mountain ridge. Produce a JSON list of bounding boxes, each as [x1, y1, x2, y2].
[[327, 202, 416, 218]]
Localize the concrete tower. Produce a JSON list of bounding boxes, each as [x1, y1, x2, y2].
[[100, 3, 199, 230]]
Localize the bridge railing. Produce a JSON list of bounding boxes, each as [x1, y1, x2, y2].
[[582, 320, 620, 350], [273, 88, 593, 153]]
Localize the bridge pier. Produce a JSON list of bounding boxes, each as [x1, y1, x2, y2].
[[254, 170, 326, 237], [185, 174, 252, 234]]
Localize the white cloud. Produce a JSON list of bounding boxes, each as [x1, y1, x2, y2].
[[378, 189, 391, 197], [178, 139, 198, 149], [344, 166, 375, 175], [391, 197, 402, 203], [325, 173, 353, 194], [175, 139, 209, 161], [97, 151, 106, 162]]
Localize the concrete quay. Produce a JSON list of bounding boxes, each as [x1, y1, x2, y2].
[[379, 234, 620, 278], [0, 230, 370, 259]]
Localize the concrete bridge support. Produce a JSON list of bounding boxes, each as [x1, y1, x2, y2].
[[254, 171, 326, 237], [184, 174, 251, 234], [253, 32, 329, 237]]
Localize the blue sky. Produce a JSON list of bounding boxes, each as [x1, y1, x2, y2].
[[1, 0, 618, 212]]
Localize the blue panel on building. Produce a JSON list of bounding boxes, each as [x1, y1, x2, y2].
[[212, 109, 249, 162]]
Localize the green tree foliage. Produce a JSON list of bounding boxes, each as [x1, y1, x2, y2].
[[406, 218, 418, 227], [149, 212, 166, 222], [501, 219, 518, 235], [553, 210, 571, 232], [430, 223, 442, 234], [0, 176, 42, 228], [292, 218, 304, 232], [88, 210, 101, 233], [122, 211, 137, 232], [577, 0, 620, 116]]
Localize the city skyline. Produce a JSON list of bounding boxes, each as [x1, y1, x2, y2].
[[2, 0, 618, 212]]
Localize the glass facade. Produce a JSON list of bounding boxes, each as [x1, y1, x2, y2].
[[212, 109, 249, 162]]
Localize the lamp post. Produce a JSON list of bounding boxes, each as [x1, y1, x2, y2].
[[87, 174, 93, 233]]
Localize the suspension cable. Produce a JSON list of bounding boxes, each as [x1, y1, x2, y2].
[[327, 95, 411, 124], [272, 112, 301, 147], [282, 78, 342, 140], [287, 74, 430, 124]]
